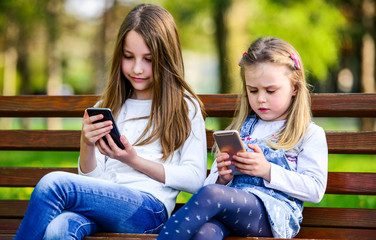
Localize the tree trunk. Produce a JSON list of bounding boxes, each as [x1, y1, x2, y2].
[[361, 0, 376, 130], [213, 0, 232, 129], [45, 0, 63, 130]]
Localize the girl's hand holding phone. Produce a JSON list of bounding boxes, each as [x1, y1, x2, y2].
[[97, 134, 138, 166], [232, 143, 271, 182], [81, 110, 113, 146], [215, 152, 234, 184]]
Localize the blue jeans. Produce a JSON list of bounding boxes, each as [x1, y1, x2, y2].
[[14, 171, 168, 240]]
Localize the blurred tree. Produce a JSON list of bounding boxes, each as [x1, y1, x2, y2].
[[231, 0, 346, 88], [0, 0, 45, 129], [0, 1, 41, 95], [360, 0, 376, 130]]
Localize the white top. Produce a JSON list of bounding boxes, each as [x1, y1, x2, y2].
[[78, 97, 207, 216], [205, 119, 328, 203]]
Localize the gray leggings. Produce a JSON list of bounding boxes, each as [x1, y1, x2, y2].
[[157, 184, 272, 240]]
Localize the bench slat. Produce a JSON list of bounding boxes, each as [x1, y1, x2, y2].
[[1, 94, 376, 118], [1, 229, 375, 240], [0, 168, 78, 187], [296, 227, 376, 240], [1, 170, 375, 194], [1, 130, 376, 154], [0, 130, 81, 151], [301, 207, 376, 228], [0, 201, 374, 229], [0, 95, 98, 117]]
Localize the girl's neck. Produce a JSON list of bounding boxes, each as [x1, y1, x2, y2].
[[130, 91, 153, 100]]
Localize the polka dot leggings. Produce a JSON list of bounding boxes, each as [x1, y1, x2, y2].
[[157, 184, 272, 240]]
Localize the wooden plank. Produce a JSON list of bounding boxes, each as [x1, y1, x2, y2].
[[301, 207, 376, 228], [311, 93, 376, 117], [0, 200, 28, 217], [1, 204, 375, 236], [1, 93, 376, 118], [1, 130, 376, 154], [325, 131, 376, 154], [0, 130, 81, 151], [1, 169, 375, 195], [296, 227, 376, 240], [2, 200, 376, 227], [326, 172, 376, 195], [0, 168, 78, 187], [0, 95, 99, 117], [0, 219, 21, 233]]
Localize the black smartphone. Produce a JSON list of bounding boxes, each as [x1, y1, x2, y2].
[[86, 107, 125, 149], [213, 130, 245, 175]]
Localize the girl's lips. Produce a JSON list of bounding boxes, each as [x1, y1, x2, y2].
[[258, 108, 269, 113], [131, 77, 145, 83]]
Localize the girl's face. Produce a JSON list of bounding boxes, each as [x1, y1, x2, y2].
[[122, 30, 153, 100], [245, 62, 297, 121]]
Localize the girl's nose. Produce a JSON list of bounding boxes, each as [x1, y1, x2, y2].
[[258, 93, 266, 103], [133, 60, 144, 74]]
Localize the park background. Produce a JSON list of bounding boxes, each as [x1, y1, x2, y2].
[[0, 0, 375, 209]]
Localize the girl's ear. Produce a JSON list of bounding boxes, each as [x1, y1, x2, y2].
[[292, 84, 298, 96]]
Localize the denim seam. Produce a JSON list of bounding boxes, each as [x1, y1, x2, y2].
[[66, 189, 165, 215], [74, 222, 98, 237]]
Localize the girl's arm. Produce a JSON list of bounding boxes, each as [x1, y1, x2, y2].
[[97, 134, 166, 183], [97, 99, 207, 192], [78, 110, 112, 174], [264, 124, 328, 203]]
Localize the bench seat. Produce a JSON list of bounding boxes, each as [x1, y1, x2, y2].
[[0, 93, 375, 239]]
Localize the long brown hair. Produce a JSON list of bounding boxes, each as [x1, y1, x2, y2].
[[231, 37, 311, 150], [99, 4, 205, 161]]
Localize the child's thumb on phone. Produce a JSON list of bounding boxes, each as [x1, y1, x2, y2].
[[248, 143, 262, 153]]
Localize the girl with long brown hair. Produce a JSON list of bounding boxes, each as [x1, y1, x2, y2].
[[15, 4, 207, 239]]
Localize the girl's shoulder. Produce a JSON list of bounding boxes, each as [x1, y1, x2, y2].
[[184, 94, 202, 114], [307, 122, 326, 139]]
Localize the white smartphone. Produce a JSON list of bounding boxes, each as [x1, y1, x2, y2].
[[213, 130, 245, 175]]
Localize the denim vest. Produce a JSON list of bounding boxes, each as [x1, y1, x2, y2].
[[230, 117, 303, 238]]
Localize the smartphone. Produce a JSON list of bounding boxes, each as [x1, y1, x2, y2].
[[213, 130, 245, 175], [86, 107, 125, 150]]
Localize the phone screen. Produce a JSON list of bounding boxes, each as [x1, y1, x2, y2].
[[86, 108, 125, 149], [213, 130, 245, 175]]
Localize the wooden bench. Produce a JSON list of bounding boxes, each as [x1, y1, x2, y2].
[[0, 93, 375, 240]]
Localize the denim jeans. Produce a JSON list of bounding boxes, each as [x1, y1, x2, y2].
[[14, 171, 168, 240]]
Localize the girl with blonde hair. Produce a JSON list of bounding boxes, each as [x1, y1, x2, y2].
[[15, 4, 207, 239], [158, 37, 328, 239]]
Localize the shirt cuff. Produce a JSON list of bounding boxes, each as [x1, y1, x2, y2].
[[263, 163, 283, 188], [78, 164, 103, 178]]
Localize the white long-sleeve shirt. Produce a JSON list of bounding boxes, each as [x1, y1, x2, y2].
[[205, 119, 328, 203], [78, 97, 207, 216]]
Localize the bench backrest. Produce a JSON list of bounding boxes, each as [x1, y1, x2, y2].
[[0, 93, 375, 239]]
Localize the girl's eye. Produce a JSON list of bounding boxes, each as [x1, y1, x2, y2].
[[249, 89, 257, 93], [123, 55, 133, 59], [267, 90, 276, 93], [145, 58, 152, 62]]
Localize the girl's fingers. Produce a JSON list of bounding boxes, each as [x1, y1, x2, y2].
[[105, 134, 120, 152]]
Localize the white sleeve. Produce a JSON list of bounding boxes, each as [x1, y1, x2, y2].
[[77, 147, 106, 178], [163, 99, 207, 193], [264, 124, 328, 203], [204, 160, 219, 185]]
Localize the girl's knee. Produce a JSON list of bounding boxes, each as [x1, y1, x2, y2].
[[197, 184, 227, 197], [34, 171, 74, 196], [43, 212, 98, 240]]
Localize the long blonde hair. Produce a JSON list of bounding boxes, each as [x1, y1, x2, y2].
[[230, 37, 311, 150], [99, 4, 205, 161]]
